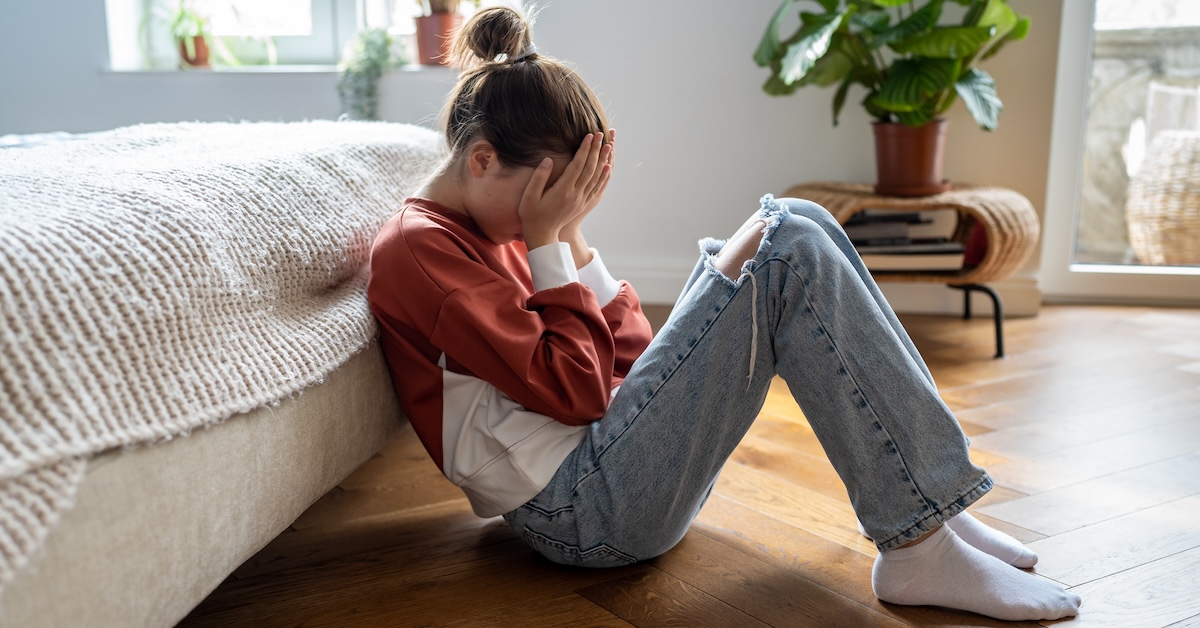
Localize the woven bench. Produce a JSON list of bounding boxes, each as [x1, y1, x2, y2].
[[783, 182, 1041, 358]]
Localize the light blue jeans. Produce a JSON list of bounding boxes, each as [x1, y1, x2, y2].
[[502, 195, 991, 566]]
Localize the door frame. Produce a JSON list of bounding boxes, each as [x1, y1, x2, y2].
[[1040, 0, 1200, 305]]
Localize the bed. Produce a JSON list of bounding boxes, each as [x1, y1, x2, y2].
[[0, 120, 443, 626]]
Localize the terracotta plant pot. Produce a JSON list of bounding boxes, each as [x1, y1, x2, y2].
[[415, 13, 462, 66], [178, 36, 210, 68], [872, 119, 951, 197]]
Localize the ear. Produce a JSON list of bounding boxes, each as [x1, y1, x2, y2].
[[466, 141, 497, 179]]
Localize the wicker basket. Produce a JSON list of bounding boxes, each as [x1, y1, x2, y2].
[[1126, 130, 1200, 266]]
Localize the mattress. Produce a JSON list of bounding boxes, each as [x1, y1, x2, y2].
[[0, 343, 404, 628]]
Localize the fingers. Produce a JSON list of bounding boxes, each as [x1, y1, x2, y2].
[[557, 132, 600, 191], [585, 143, 613, 200], [520, 156, 554, 211], [606, 128, 616, 169]]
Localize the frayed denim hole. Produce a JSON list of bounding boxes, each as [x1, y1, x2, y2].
[[755, 203, 786, 253], [701, 252, 740, 288], [698, 236, 740, 287], [698, 236, 726, 256]]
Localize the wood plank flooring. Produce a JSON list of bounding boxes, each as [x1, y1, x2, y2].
[[180, 305, 1200, 627]]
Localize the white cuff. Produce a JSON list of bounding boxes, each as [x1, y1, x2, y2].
[[578, 248, 622, 307], [527, 242, 579, 292]]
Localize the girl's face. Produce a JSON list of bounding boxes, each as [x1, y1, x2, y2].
[[461, 143, 568, 245]]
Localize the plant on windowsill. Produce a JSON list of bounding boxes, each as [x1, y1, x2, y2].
[[149, 0, 242, 69], [753, 0, 1030, 196], [414, 0, 482, 66], [166, 1, 213, 68], [338, 28, 408, 121]]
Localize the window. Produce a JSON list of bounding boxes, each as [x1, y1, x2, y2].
[[1095, 0, 1200, 30], [108, 0, 355, 69], [107, 0, 516, 71], [360, 0, 520, 66], [200, 0, 314, 36]]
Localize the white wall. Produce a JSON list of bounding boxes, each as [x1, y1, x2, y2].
[[0, 0, 1063, 309]]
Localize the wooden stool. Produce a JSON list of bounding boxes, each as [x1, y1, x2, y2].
[[783, 182, 1041, 358]]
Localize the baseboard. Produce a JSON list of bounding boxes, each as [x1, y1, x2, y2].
[[875, 272, 1042, 318], [613, 259, 1042, 319]]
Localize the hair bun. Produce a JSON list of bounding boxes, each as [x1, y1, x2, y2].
[[449, 6, 534, 69]]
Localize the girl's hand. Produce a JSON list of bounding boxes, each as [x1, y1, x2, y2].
[[519, 132, 612, 251], [559, 129, 614, 268], [561, 128, 616, 240]]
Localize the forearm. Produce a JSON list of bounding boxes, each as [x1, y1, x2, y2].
[[561, 227, 594, 269]]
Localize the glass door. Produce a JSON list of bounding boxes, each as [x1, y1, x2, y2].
[[1041, 0, 1200, 304]]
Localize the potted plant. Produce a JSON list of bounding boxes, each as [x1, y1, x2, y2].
[[754, 0, 1030, 196], [166, 1, 213, 68], [414, 0, 480, 66], [338, 28, 407, 120]]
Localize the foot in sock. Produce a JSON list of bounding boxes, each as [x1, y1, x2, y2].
[[872, 526, 1081, 621], [947, 512, 1038, 568], [857, 512, 1038, 569]]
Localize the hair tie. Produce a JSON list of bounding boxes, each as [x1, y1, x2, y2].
[[511, 43, 538, 62]]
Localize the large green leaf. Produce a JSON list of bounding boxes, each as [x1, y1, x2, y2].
[[967, 0, 1018, 62], [897, 108, 934, 127], [777, 11, 847, 85], [955, 68, 1002, 130], [974, 0, 1018, 37], [832, 72, 856, 125], [872, 0, 942, 48], [815, 0, 840, 11], [850, 10, 890, 36], [753, 0, 796, 68], [981, 14, 1030, 60], [862, 90, 893, 121], [800, 34, 856, 87], [872, 57, 959, 112], [763, 71, 801, 96], [1008, 14, 1031, 40], [832, 67, 876, 125], [868, 0, 912, 7], [890, 25, 994, 58], [962, 0, 988, 27]]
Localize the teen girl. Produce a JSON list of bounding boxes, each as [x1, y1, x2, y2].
[[367, 7, 1081, 622]]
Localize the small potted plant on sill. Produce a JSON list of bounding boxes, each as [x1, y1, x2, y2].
[[414, 0, 480, 66], [338, 28, 408, 120], [754, 0, 1030, 196], [165, 0, 213, 68]]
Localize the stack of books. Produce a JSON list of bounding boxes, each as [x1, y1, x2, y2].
[[843, 208, 964, 271]]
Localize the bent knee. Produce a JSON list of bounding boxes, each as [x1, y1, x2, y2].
[[776, 197, 840, 228], [714, 219, 765, 279]]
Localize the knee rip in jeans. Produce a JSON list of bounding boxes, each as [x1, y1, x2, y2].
[[696, 203, 785, 389]]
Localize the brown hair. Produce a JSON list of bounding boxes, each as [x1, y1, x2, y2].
[[441, 6, 609, 168]]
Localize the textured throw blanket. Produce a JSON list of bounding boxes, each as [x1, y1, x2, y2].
[[0, 120, 442, 591]]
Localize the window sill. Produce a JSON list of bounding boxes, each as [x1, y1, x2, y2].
[[102, 64, 455, 75]]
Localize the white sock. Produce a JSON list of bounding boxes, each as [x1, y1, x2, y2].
[[946, 512, 1038, 568], [872, 526, 1081, 621], [857, 513, 1038, 568]]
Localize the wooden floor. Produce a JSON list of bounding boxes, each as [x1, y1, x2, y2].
[[181, 304, 1200, 627]]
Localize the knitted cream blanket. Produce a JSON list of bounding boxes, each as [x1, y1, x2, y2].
[[0, 120, 442, 591]]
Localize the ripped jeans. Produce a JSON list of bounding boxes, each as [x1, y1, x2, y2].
[[502, 195, 991, 566]]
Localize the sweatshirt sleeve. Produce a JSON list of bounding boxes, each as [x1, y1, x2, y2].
[[526, 243, 652, 380], [373, 221, 622, 426]]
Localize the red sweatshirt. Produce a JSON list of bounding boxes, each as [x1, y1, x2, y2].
[[368, 198, 653, 516]]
